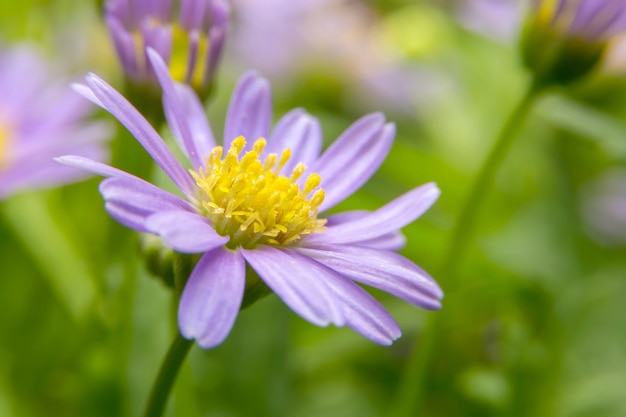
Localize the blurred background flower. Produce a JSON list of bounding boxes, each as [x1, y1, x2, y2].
[[228, 0, 446, 115], [0, 44, 110, 198], [104, 0, 229, 96], [457, 0, 521, 41]]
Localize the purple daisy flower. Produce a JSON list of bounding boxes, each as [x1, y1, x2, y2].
[[59, 49, 442, 348], [0, 45, 109, 199], [104, 0, 229, 92]]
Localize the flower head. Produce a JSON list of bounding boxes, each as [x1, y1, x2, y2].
[[105, 0, 229, 95], [0, 45, 109, 199], [59, 49, 442, 347], [521, 0, 626, 86]]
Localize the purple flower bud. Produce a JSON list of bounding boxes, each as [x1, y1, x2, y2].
[[522, 0, 626, 87], [104, 0, 229, 96]]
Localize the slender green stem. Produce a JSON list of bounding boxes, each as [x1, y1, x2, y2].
[[143, 332, 193, 417], [440, 85, 539, 281], [391, 81, 542, 417], [144, 252, 197, 417]]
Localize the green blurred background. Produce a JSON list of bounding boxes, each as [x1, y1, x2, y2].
[[2, 0, 626, 416]]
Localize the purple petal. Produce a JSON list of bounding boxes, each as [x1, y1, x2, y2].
[[105, 16, 141, 80], [324, 210, 406, 250], [223, 71, 272, 151], [164, 82, 216, 164], [71, 83, 103, 107], [55, 155, 145, 180], [148, 48, 215, 168], [241, 246, 344, 327], [206, 24, 227, 83], [99, 177, 195, 232], [571, 0, 626, 39], [267, 108, 322, 174], [310, 113, 395, 212], [357, 233, 407, 251], [297, 245, 442, 310], [84, 73, 196, 197], [178, 247, 245, 348], [321, 273, 401, 345], [145, 210, 228, 253], [306, 183, 440, 246], [0, 146, 107, 199], [180, 0, 209, 29]]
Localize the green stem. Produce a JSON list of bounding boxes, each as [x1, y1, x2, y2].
[[144, 252, 197, 417], [440, 85, 539, 281], [143, 332, 193, 417], [391, 81, 542, 417]]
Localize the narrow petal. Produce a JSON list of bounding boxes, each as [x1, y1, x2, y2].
[[99, 177, 195, 232], [306, 183, 440, 246], [84, 73, 196, 196], [310, 113, 395, 211], [163, 82, 216, 165], [321, 273, 401, 345], [241, 246, 344, 327], [267, 108, 322, 174], [0, 146, 108, 199], [324, 210, 406, 250], [178, 247, 245, 348], [145, 210, 228, 253], [297, 245, 443, 310], [223, 71, 272, 151], [71, 83, 103, 107], [357, 233, 407, 251], [148, 48, 215, 168], [55, 155, 141, 180]]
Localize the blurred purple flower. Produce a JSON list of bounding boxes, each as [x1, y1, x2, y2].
[[458, 0, 521, 41], [228, 0, 439, 113], [0, 45, 109, 199], [105, 0, 229, 92], [59, 50, 443, 348]]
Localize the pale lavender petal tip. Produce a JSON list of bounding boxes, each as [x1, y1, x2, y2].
[[71, 82, 103, 107], [308, 182, 440, 246]]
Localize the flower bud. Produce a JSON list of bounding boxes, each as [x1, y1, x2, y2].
[[521, 0, 626, 88], [104, 0, 229, 99]]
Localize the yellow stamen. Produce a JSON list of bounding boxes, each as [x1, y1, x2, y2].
[[191, 136, 327, 249]]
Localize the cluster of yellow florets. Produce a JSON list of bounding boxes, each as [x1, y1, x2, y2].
[[191, 136, 326, 249]]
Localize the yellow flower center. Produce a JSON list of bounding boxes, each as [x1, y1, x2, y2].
[[191, 136, 327, 249]]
